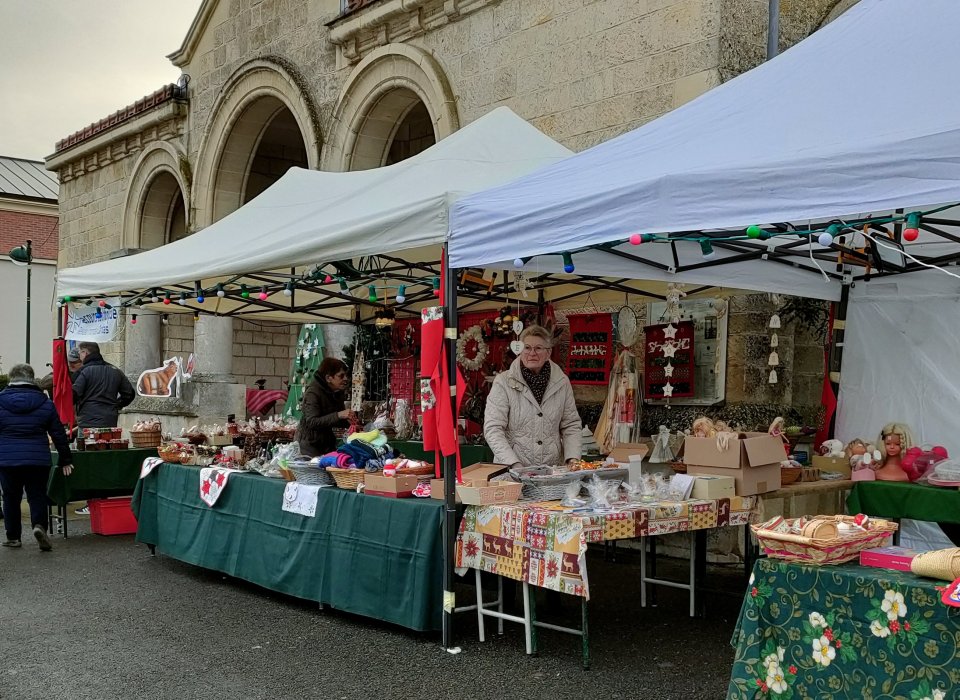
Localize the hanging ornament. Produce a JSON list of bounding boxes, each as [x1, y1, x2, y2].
[[662, 382, 674, 397], [514, 271, 532, 297], [768, 351, 779, 366], [662, 323, 678, 339], [769, 314, 781, 329], [456, 325, 489, 372], [768, 369, 778, 384], [510, 340, 524, 355], [769, 333, 779, 348], [663, 362, 674, 378], [512, 319, 523, 335], [661, 342, 678, 359]]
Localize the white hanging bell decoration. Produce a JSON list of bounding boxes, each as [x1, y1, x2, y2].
[[769, 369, 778, 384], [769, 333, 779, 348], [768, 351, 779, 366], [769, 314, 781, 329]]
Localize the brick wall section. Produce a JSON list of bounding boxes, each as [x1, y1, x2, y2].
[[0, 211, 59, 260], [233, 320, 298, 391]]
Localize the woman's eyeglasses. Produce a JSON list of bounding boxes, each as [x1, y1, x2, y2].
[[522, 345, 549, 354]]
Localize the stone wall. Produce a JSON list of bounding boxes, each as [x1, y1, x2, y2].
[[233, 319, 298, 391]]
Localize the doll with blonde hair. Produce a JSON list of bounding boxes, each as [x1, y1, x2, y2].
[[875, 423, 915, 482]]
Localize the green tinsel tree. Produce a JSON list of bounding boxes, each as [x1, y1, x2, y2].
[[282, 323, 325, 420]]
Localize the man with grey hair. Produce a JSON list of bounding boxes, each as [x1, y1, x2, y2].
[[0, 364, 73, 550]]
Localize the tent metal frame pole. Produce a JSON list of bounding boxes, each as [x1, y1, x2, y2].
[[827, 282, 850, 437], [442, 243, 459, 651], [767, 0, 780, 60]]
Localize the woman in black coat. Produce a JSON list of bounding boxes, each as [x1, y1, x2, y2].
[[0, 364, 73, 551], [297, 358, 356, 457]]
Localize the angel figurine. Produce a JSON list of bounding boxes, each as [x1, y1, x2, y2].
[[649, 425, 674, 463]]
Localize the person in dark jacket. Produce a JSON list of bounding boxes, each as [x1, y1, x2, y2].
[[0, 364, 73, 550], [72, 341, 135, 429], [297, 358, 355, 457]]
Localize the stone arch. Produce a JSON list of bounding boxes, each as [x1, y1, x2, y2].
[[193, 58, 320, 228], [122, 141, 190, 250], [325, 44, 459, 172]]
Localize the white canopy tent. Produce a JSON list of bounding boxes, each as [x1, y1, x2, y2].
[[55, 107, 572, 318], [448, 0, 960, 303]]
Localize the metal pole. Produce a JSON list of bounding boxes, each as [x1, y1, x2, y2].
[[441, 244, 459, 650], [767, 0, 780, 60], [25, 239, 33, 364]]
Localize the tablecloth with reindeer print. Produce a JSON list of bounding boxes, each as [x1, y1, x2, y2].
[[455, 495, 758, 598]]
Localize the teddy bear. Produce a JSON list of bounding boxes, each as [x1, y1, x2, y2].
[[847, 438, 882, 481]]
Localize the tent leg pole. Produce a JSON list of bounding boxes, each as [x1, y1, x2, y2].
[[442, 245, 459, 650], [827, 284, 850, 438]]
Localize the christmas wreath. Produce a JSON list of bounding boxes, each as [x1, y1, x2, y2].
[[456, 325, 489, 372]]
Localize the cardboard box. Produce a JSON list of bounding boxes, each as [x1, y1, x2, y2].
[[209, 434, 234, 447], [364, 474, 419, 498], [609, 442, 650, 465], [455, 480, 522, 506], [860, 546, 922, 572], [812, 455, 850, 477], [431, 463, 509, 501], [691, 475, 736, 500], [684, 433, 784, 496]]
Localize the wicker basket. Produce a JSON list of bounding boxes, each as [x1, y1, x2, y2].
[[752, 515, 898, 565], [327, 467, 366, 490], [520, 472, 581, 501], [781, 467, 802, 486], [288, 464, 335, 486], [130, 430, 162, 449], [801, 467, 821, 482], [911, 548, 960, 581]]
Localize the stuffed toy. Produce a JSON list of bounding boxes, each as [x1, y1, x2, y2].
[[818, 439, 845, 458]]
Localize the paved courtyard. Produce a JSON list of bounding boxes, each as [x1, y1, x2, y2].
[[1, 511, 746, 699]]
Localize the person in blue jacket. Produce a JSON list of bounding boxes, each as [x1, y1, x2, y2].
[[0, 364, 73, 551]]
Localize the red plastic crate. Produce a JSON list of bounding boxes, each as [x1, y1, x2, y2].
[[89, 497, 138, 535]]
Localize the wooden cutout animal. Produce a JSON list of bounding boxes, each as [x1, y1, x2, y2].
[[137, 358, 181, 397]]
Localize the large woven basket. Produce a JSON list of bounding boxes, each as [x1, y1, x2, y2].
[[288, 464, 334, 486], [752, 515, 898, 565], [130, 430, 162, 449], [327, 467, 366, 490], [911, 548, 960, 581]]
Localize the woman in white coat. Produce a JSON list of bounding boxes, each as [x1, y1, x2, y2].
[[484, 325, 582, 468]]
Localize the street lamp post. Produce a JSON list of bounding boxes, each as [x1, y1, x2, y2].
[[8, 239, 33, 364]]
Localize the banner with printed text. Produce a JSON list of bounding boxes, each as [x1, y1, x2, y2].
[[65, 298, 121, 342]]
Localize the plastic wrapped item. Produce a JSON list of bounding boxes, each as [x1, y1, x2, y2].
[[561, 480, 587, 508], [927, 458, 960, 486], [584, 474, 620, 511], [649, 425, 674, 463], [393, 399, 414, 441]]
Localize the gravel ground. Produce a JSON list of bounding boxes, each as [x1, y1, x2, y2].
[[1, 511, 746, 699]]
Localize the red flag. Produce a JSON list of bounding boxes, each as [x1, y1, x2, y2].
[[52, 338, 76, 431]]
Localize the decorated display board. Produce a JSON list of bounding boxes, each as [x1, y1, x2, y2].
[[282, 323, 325, 419], [566, 314, 613, 385], [644, 321, 695, 398]]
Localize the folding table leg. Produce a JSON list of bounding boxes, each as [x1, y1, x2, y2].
[[581, 598, 590, 670], [688, 531, 697, 618], [62, 505, 68, 539], [650, 536, 658, 606], [639, 535, 647, 608], [475, 568, 486, 643], [497, 576, 504, 635], [696, 529, 708, 618], [522, 581, 534, 655]]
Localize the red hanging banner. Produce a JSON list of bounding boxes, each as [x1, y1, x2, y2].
[[644, 321, 695, 399], [566, 314, 613, 385]]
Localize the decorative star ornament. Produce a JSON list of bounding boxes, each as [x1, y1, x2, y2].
[[663, 362, 674, 377], [661, 342, 677, 359], [662, 323, 678, 339], [662, 382, 674, 397]]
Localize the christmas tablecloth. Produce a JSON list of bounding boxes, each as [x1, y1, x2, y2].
[[455, 495, 757, 598], [728, 558, 960, 699]]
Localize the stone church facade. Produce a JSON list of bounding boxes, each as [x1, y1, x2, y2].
[[46, 0, 857, 426]]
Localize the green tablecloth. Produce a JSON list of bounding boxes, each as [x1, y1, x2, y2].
[[847, 481, 960, 525], [131, 462, 444, 632], [47, 448, 157, 507], [729, 559, 960, 699], [392, 440, 493, 466]]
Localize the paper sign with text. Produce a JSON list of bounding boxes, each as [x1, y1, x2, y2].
[[65, 299, 121, 342]]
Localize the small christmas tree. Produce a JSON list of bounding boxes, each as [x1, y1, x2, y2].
[[281, 324, 324, 420]]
